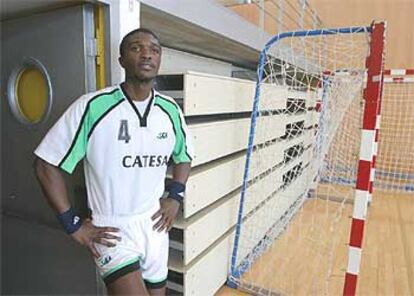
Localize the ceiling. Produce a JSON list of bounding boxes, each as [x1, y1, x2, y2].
[[141, 3, 261, 69]]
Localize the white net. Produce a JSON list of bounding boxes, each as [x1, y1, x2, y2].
[[375, 78, 414, 193], [230, 27, 372, 295]]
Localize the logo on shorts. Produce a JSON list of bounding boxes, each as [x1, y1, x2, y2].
[[100, 255, 112, 267], [157, 132, 168, 139]]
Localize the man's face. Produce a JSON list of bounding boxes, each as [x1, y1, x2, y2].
[[119, 32, 161, 82]]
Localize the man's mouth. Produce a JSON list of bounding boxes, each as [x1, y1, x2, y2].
[[138, 63, 154, 70]]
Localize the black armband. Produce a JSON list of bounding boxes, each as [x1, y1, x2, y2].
[[56, 207, 82, 234], [166, 181, 186, 204]]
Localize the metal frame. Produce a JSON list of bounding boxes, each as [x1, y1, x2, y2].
[[228, 23, 386, 296], [383, 69, 414, 83], [6, 57, 53, 126]]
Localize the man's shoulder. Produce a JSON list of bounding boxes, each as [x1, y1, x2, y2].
[[66, 86, 122, 113], [83, 85, 121, 102], [154, 90, 180, 109]]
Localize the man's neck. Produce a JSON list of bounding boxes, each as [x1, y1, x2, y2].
[[123, 79, 153, 102]]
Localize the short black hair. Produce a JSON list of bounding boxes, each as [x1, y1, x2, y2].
[[119, 28, 160, 56]]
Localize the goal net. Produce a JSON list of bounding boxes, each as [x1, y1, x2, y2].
[[229, 23, 385, 295], [374, 70, 414, 193]]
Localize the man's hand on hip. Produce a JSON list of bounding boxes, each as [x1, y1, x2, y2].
[[71, 219, 121, 258], [151, 198, 180, 233]]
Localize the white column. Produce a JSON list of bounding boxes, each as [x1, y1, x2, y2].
[[101, 0, 141, 84]]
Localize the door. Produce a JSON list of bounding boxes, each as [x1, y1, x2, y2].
[[1, 4, 100, 295]]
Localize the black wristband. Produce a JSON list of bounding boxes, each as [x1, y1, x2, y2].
[[166, 181, 185, 204], [56, 207, 82, 234]]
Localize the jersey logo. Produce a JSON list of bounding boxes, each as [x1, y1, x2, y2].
[[157, 132, 168, 139], [118, 120, 131, 143], [100, 255, 112, 267], [122, 155, 169, 168]]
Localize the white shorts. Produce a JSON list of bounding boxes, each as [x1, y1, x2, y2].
[[92, 203, 169, 288]]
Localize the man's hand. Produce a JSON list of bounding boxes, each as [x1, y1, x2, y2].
[[151, 198, 180, 232], [71, 219, 121, 258]]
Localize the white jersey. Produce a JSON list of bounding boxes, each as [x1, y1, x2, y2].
[[35, 85, 194, 215]]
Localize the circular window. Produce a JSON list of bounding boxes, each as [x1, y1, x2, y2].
[[7, 58, 52, 125]]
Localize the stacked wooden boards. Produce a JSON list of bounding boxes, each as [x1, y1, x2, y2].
[[156, 71, 321, 295]]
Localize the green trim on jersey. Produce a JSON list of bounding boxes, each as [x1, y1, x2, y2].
[[154, 95, 192, 163], [59, 89, 125, 173]]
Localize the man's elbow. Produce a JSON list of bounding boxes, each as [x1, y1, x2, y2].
[[33, 157, 53, 180], [34, 157, 44, 178]]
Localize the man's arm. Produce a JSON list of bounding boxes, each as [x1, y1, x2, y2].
[[34, 157, 120, 258], [34, 157, 71, 212], [172, 162, 191, 184], [152, 162, 191, 232]]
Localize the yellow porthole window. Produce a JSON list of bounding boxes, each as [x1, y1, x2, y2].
[[7, 58, 52, 125]]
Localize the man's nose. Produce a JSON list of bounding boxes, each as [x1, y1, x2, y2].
[[140, 47, 152, 59]]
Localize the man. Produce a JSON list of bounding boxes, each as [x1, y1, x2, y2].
[[34, 28, 193, 295]]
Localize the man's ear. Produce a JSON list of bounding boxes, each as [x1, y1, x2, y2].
[[118, 56, 125, 68]]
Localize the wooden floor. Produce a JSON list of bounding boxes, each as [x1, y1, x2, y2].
[[216, 191, 414, 296]]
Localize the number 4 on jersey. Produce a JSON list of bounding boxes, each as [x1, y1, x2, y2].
[[118, 120, 131, 143]]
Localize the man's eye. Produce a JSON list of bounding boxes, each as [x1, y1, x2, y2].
[[131, 46, 141, 52], [152, 47, 160, 54]]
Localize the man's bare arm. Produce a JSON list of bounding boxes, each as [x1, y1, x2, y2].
[[152, 162, 191, 232], [34, 157, 120, 257], [34, 157, 71, 213], [172, 162, 191, 184]]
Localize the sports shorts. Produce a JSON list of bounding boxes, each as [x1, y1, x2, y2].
[[92, 203, 168, 289]]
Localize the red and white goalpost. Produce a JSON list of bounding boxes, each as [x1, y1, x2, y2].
[[343, 22, 386, 296]]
